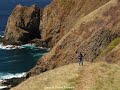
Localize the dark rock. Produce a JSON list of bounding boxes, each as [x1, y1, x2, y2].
[[1, 77, 25, 90]]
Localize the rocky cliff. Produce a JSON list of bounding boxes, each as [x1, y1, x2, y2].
[[40, 0, 110, 47], [4, 0, 120, 78], [4, 4, 41, 44], [26, 0, 120, 77]]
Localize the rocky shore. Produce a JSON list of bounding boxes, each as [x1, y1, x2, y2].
[[0, 77, 25, 90]]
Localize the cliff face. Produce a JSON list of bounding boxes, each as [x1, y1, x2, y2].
[[4, 4, 41, 44], [40, 0, 110, 47], [3, 0, 110, 46], [27, 0, 120, 77]]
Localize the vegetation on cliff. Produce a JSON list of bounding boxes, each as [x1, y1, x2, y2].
[[27, 0, 120, 77], [97, 37, 120, 58]]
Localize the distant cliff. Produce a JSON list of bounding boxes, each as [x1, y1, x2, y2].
[[4, 4, 41, 44]]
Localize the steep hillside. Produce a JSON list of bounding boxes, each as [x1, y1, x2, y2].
[[27, 0, 120, 77], [40, 0, 110, 47], [11, 62, 120, 90]]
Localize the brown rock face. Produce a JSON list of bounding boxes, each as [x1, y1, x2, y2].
[[27, 0, 120, 77], [40, 0, 110, 47], [4, 4, 41, 44]]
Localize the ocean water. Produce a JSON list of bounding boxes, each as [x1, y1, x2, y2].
[[0, 0, 51, 82]]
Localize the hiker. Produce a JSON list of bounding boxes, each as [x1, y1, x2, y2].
[[77, 52, 84, 66]]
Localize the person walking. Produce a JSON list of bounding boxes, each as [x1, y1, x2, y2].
[[77, 52, 84, 66]]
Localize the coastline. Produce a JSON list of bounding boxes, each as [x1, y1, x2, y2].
[[0, 37, 24, 90], [0, 76, 25, 90], [0, 42, 49, 90]]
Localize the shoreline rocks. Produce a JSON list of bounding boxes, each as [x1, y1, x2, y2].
[[0, 77, 25, 90]]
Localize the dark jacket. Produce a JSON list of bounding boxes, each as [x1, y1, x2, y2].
[[78, 54, 84, 60]]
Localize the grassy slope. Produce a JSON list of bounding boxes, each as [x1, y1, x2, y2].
[[11, 62, 120, 90], [97, 37, 120, 58]]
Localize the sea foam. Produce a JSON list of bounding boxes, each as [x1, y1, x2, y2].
[[0, 43, 23, 50], [0, 72, 26, 89], [0, 86, 8, 89], [0, 72, 26, 80]]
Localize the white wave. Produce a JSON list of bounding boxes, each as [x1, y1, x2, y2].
[[21, 44, 36, 49], [0, 86, 8, 89], [0, 43, 48, 50], [0, 35, 4, 38], [0, 43, 24, 50], [37, 47, 50, 51], [38, 47, 45, 49], [0, 72, 26, 80], [0, 73, 26, 89]]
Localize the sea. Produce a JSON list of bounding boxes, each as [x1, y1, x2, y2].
[[0, 0, 51, 89]]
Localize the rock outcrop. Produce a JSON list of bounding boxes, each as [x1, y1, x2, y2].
[[4, 4, 41, 44], [27, 0, 120, 77]]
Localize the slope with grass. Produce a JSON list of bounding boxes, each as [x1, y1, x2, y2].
[[11, 62, 120, 90], [40, 0, 110, 47], [27, 0, 120, 77], [104, 43, 120, 64]]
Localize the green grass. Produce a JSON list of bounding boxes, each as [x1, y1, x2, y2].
[[99, 37, 120, 57]]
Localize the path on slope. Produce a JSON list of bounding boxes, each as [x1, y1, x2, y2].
[[11, 62, 120, 90]]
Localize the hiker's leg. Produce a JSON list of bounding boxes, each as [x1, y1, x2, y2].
[[82, 60, 83, 66], [79, 61, 80, 65]]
